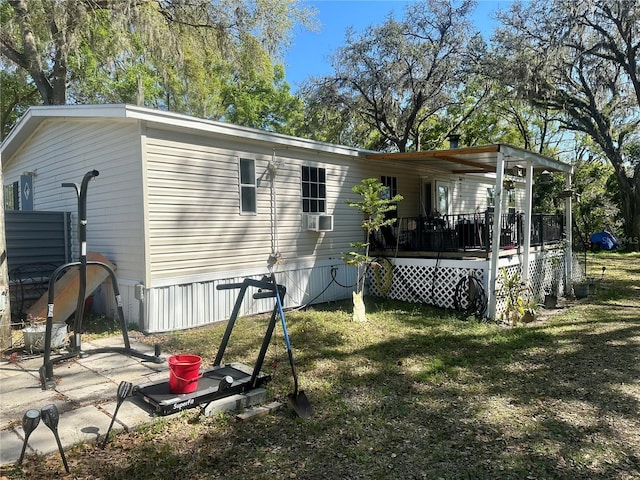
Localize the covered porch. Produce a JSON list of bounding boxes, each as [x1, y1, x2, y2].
[[365, 144, 574, 319]]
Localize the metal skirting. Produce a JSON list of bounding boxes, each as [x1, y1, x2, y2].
[[144, 263, 356, 333]]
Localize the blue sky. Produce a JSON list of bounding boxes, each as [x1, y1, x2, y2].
[[284, 0, 514, 90]]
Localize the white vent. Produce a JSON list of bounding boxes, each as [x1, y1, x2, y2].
[[307, 214, 333, 232]]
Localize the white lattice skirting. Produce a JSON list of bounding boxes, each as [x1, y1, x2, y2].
[[367, 257, 489, 310], [367, 249, 572, 319]]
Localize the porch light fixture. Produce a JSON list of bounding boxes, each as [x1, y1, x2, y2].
[[559, 188, 575, 198]]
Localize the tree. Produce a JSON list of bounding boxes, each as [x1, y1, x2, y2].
[[0, 0, 312, 130], [492, 0, 640, 250], [343, 178, 403, 322], [222, 62, 304, 134], [0, 67, 38, 140], [302, 0, 477, 152]]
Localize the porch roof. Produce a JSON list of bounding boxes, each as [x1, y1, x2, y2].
[[364, 144, 573, 175]]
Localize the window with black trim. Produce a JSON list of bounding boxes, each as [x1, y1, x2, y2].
[[381, 175, 398, 219], [301, 166, 326, 213], [380, 176, 397, 199], [239, 158, 257, 214], [4, 182, 19, 210], [487, 187, 495, 207]]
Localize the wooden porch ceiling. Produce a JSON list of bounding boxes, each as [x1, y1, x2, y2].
[[365, 144, 573, 175]]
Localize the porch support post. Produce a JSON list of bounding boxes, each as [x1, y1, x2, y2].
[[565, 170, 573, 296], [487, 151, 505, 320], [521, 161, 534, 282]]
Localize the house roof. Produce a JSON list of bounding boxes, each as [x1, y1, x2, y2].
[[0, 104, 368, 165], [365, 144, 573, 175], [2, 105, 572, 176]]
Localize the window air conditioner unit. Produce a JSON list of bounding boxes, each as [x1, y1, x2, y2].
[[307, 214, 333, 232]]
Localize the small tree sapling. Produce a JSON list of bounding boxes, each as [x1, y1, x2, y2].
[[343, 178, 403, 322]]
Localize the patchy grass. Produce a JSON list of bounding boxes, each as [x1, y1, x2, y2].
[[3, 252, 640, 480]]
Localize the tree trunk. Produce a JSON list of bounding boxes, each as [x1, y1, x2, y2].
[[622, 188, 640, 252], [615, 162, 640, 252]]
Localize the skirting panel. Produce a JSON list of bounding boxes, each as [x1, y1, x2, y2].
[[143, 262, 357, 333]]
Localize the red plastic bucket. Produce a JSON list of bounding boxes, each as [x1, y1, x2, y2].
[[168, 354, 202, 394]]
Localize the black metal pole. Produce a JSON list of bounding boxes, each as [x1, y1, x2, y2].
[[67, 170, 99, 353]]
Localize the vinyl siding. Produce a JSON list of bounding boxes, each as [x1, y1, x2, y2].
[[144, 127, 372, 283], [2, 118, 146, 282]]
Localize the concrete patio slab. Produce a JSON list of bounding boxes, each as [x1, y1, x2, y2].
[[101, 397, 156, 432], [0, 429, 26, 465]]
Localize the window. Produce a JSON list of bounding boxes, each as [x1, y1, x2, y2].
[[381, 175, 398, 219], [436, 182, 449, 215], [380, 176, 397, 200], [421, 179, 433, 216], [239, 158, 256, 214], [301, 166, 326, 213], [4, 182, 19, 210]]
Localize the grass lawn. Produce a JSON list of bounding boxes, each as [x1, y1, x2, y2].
[[3, 252, 640, 479]]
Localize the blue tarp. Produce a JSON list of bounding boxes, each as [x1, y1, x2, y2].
[[590, 231, 620, 250]]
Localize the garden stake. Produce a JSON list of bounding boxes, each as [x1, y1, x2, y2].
[[40, 403, 69, 473], [102, 381, 133, 448], [17, 409, 40, 465]]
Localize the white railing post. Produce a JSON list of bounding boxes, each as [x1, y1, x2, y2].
[[488, 152, 505, 320], [522, 161, 534, 282], [565, 170, 573, 295]]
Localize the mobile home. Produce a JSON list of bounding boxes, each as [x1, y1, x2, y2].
[[1, 105, 573, 331]]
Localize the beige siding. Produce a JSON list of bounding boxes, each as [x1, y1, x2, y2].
[[1, 105, 558, 331], [2, 119, 146, 282], [144, 127, 371, 282]]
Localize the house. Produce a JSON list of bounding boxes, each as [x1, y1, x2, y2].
[[0, 105, 573, 332]]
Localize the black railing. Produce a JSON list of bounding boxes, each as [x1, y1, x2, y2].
[[530, 213, 564, 246], [371, 212, 564, 254]]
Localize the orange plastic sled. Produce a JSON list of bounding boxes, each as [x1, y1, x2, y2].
[[27, 252, 115, 323]]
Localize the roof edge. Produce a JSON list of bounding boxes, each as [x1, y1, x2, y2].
[[1, 104, 367, 164]]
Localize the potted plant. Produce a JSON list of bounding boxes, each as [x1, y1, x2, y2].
[[574, 280, 589, 299], [521, 297, 539, 323], [22, 319, 68, 353], [544, 277, 559, 308], [500, 268, 537, 325]]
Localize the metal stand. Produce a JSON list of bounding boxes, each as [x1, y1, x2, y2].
[[39, 170, 162, 390]]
